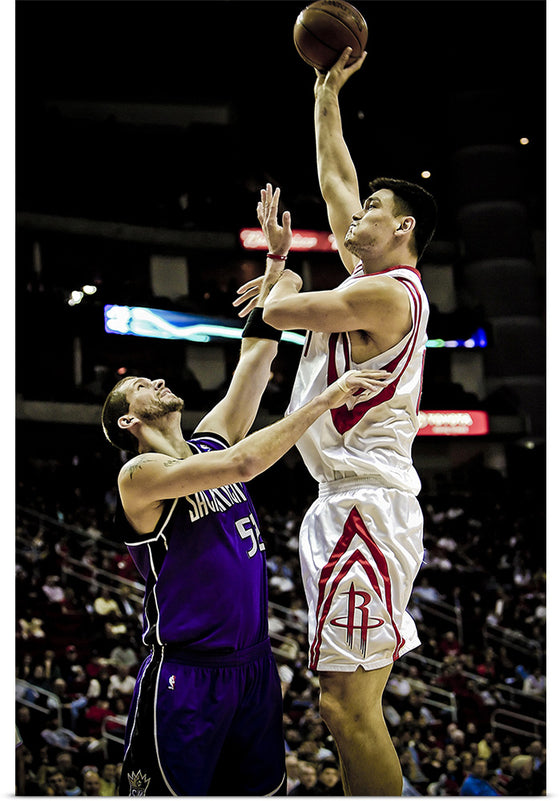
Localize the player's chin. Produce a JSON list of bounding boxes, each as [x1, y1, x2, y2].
[[165, 396, 184, 413], [343, 236, 359, 256]]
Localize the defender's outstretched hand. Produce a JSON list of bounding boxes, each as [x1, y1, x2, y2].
[[257, 183, 292, 257], [234, 184, 299, 318]]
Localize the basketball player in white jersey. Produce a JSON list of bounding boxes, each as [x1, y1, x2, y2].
[[234, 48, 437, 796]]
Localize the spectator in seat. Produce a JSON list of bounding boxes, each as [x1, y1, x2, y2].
[[93, 587, 122, 619], [459, 757, 499, 796], [82, 768, 102, 796], [316, 761, 343, 795], [289, 761, 320, 795], [107, 664, 136, 701], [506, 754, 545, 796]]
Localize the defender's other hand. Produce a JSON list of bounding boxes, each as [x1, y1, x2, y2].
[[325, 369, 390, 408], [233, 270, 302, 318]]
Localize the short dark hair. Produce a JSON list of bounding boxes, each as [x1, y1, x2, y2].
[[369, 177, 437, 262], [101, 377, 137, 452]]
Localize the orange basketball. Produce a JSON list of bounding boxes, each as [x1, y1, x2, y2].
[[293, 0, 368, 72]]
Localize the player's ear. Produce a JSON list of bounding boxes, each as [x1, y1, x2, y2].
[[118, 414, 139, 432], [395, 216, 416, 236]]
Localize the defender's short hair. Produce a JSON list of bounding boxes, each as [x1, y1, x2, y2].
[[101, 377, 137, 452]]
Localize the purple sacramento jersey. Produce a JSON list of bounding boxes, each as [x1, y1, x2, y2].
[[117, 432, 269, 652], [115, 433, 286, 796]]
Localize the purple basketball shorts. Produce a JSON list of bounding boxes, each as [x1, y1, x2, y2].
[[119, 638, 286, 796]]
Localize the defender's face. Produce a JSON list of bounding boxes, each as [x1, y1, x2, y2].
[[344, 188, 399, 257], [125, 377, 184, 420]]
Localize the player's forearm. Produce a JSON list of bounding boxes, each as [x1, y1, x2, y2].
[[229, 393, 332, 482], [315, 89, 359, 197], [262, 273, 302, 330], [195, 338, 277, 443], [225, 338, 278, 428], [232, 368, 381, 481]]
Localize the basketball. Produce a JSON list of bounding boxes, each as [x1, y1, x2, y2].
[[293, 0, 368, 72]]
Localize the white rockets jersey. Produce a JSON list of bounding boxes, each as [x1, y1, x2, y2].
[[286, 264, 429, 494]]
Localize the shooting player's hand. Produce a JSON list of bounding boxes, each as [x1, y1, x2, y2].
[[314, 46, 367, 98]]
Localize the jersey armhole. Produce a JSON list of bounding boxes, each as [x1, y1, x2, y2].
[[188, 431, 230, 450]]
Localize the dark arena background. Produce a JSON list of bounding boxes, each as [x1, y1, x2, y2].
[[15, 1, 547, 796]]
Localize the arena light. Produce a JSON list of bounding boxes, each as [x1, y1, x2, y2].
[[426, 328, 487, 349], [104, 304, 306, 346], [104, 305, 486, 352], [240, 228, 337, 252], [417, 410, 489, 436], [68, 284, 97, 305]]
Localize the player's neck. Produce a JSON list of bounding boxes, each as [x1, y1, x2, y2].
[[138, 416, 191, 459], [361, 252, 417, 275]]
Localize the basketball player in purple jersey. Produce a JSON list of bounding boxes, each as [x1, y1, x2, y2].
[[234, 49, 437, 796], [101, 213, 389, 794]]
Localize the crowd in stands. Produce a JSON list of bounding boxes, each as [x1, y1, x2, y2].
[[15, 434, 546, 795]]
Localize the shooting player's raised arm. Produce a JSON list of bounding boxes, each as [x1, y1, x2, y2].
[[314, 47, 367, 274]]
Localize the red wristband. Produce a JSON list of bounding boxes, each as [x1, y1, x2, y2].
[[266, 253, 288, 261]]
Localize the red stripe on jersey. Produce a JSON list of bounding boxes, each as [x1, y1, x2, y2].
[[417, 349, 426, 416], [353, 511, 406, 661], [328, 278, 423, 434]]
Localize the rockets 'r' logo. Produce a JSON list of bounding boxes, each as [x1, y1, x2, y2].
[[330, 582, 384, 657]]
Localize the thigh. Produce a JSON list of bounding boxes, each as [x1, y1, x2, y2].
[[154, 660, 240, 795], [120, 650, 176, 796], [210, 652, 286, 796], [302, 488, 424, 672], [121, 652, 241, 796]]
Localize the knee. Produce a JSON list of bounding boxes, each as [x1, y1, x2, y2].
[[319, 670, 387, 737], [318, 685, 350, 736]]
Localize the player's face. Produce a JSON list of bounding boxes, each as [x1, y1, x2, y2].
[[344, 188, 399, 257], [125, 377, 184, 420]]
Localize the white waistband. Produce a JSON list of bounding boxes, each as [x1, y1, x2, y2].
[[318, 475, 387, 498]]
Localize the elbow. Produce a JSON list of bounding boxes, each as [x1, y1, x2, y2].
[[230, 450, 262, 484], [262, 302, 287, 330]]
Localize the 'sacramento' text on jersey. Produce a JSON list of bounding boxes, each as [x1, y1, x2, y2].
[[115, 433, 269, 651]]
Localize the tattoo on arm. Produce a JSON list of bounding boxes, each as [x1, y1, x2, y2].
[[127, 461, 145, 480], [127, 457, 156, 480], [127, 456, 180, 480]]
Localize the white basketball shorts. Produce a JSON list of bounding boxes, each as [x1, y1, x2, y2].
[[299, 477, 424, 672]]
